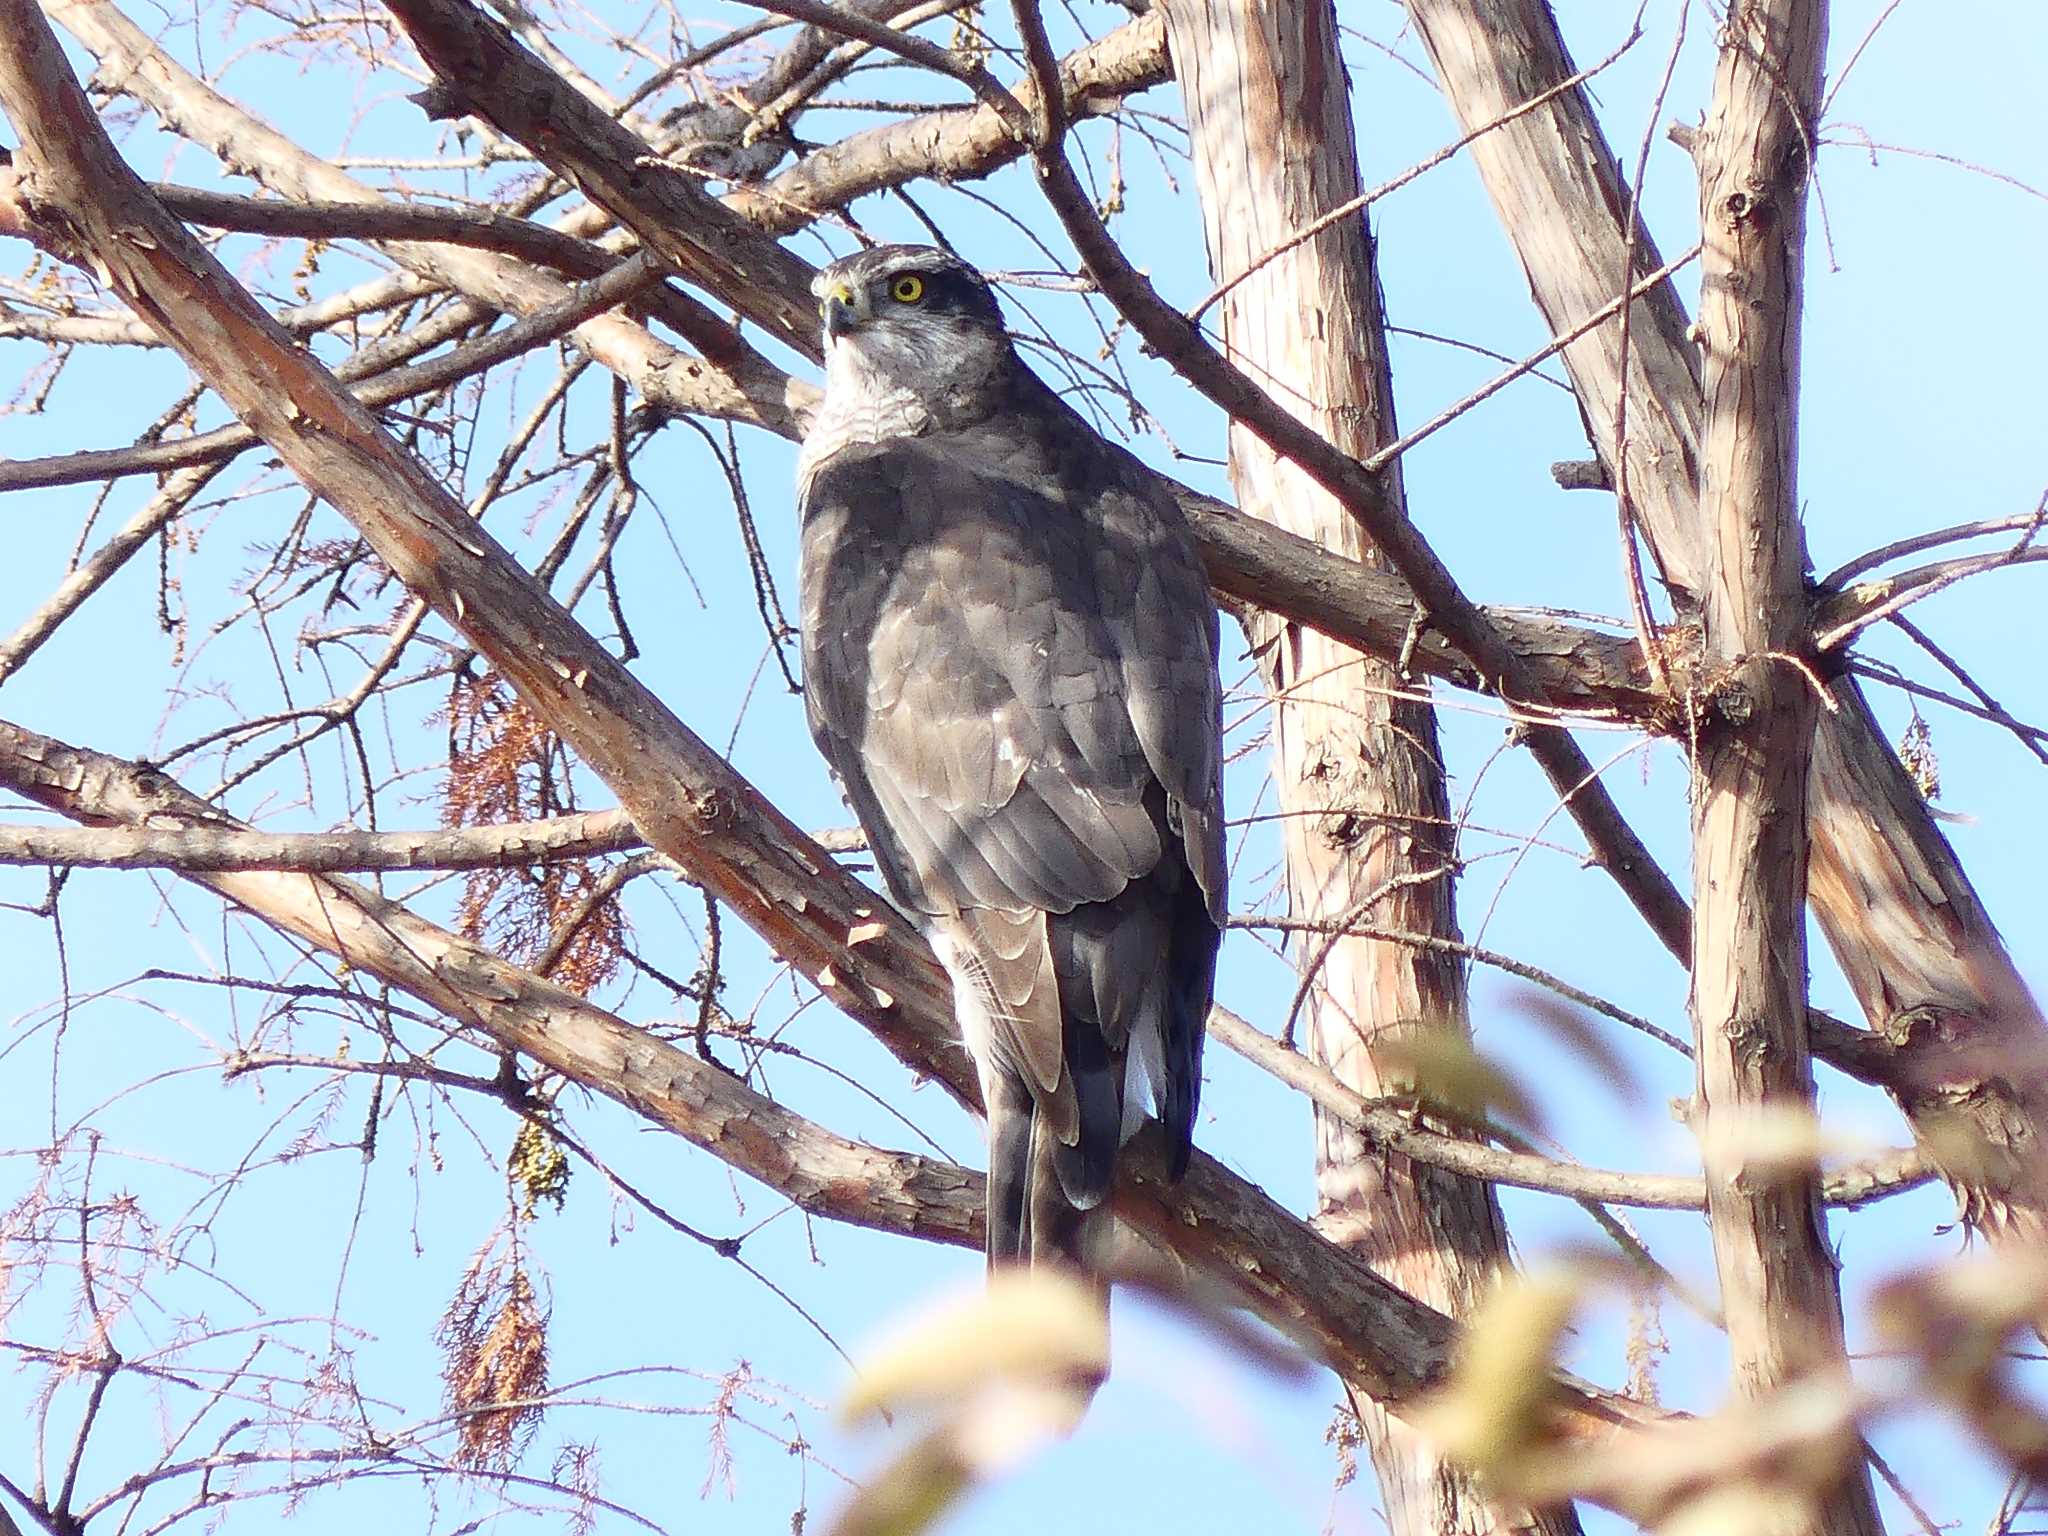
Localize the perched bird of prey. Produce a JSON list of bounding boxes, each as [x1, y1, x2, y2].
[[797, 245, 1226, 1272]]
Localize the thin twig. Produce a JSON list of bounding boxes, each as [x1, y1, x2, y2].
[[1187, 17, 1649, 325], [1815, 546, 2048, 653], [1820, 495, 2048, 590], [1234, 913, 1692, 1057], [1610, 1, 1687, 700], [1888, 615, 2048, 767], [1361, 244, 1704, 476]]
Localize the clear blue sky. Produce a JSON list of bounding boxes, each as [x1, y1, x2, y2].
[[2, 2, 2043, 1532]]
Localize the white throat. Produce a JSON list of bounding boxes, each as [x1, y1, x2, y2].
[[797, 335, 936, 493]]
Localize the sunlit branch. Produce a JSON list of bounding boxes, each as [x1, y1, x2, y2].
[[1815, 546, 2048, 653], [1185, 17, 1650, 325], [0, 712, 1667, 1454], [1004, 0, 1695, 964], [0, 810, 643, 872], [737, 13, 1170, 235], [0, 253, 673, 494], [1208, 1005, 1925, 1213], [1818, 500, 2048, 591]]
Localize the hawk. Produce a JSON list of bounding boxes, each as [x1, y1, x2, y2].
[[796, 245, 1226, 1272]]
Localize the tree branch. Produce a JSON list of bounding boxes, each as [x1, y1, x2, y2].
[[1817, 499, 2048, 591], [1149, 1, 1574, 1527], [1005, 7, 1697, 963], [1689, 6, 1881, 1529], [732, 10, 1171, 234], [1402, 0, 2048, 1264], [0, 250, 674, 494], [379, 0, 827, 357], [20, 0, 1678, 733], [45, 0, 802, 433], [1813, 546, 2048, 653], [0, 31, 1687, 1473], [1209, 1006, 1924, 1213], [0, 809, 642, 872], [0, 713, 1675, 1484]]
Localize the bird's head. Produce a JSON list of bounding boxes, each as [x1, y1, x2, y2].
[[811, 245, 1011, 414]]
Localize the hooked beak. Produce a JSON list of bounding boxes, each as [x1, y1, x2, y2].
[[820, 282, 865, 341]]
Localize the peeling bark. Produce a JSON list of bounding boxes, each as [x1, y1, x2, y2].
[[1689, 6, 1879, 1531], [1161, 4, 1570, 1531], [1405, 0, 2048, 1263], [0, 11, 1665, 1476]]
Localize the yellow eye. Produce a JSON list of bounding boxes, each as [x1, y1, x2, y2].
[[890, 274, 926, 304]]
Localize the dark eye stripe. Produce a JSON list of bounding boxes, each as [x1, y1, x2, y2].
[[863, 266, 1000, 325]]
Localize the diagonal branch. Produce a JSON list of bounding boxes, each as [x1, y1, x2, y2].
[[16, 0, 1679, 732], [0, 248, 673, 495], [381, 0, 826, 357], [0, 717, 982, 1251], [1146, 1, 1576, 1528], [1003, 0, 1695, 965], [732, 10, 1170, 233], [1813, 546, 2048, 653], [0, 20, 1668, 1475], [1403, 0, 2048, 1262], [45, 0, 802, 432], [0, 713, 1673, 1483], [0, 0, 966, 1100]]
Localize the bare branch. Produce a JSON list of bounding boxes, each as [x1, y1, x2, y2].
[[0, 810, 641, 872], [732, 12, 1171, 234], [155, 183, 633, 270], [1815, 545, 2048, 653], [1818, 500, 2048, 591], [1185, 16, 1649, 326], [1402, 0, 2048, 1265], [1003, 9, 1697, 964], [1209, 1006, 1925, 1213], [47, 0, 801, 431], [0, 251, 674, 494], [0, 460, 223, 683], [378, 0, 832, 357], [1360, 241, 1703, 476], [1689, 6, 1881, 1529], [0, 714, 1676, 1476]]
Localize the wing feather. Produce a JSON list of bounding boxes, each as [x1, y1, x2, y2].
[[799, 399, 1225, 1229], [800, 441, 1165, 923]]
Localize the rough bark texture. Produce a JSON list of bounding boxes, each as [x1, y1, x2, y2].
[[1160, 5, 1566, 1531], [31, 0, 1679, 732], [1689, 6, 1879, 1532], [0, 8, 1677, 1476], [0, 720, 988, 1245], [0, 807, 644, 870], [1401, 0, 1704, 594], [0, 713, 1679, 1482], [48, 0, 804, 430], [1403, 0, 2048, 1260]]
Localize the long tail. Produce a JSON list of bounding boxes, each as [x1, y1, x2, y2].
[[984, 1074, 1106, 1272], [985, 1075, 1111, 1403]]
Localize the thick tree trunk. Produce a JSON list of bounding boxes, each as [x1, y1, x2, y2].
[[1404, 0, 2048, 1263], [1687, 5, 1880, 1532], [1161, 5, 1573, 1532]]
